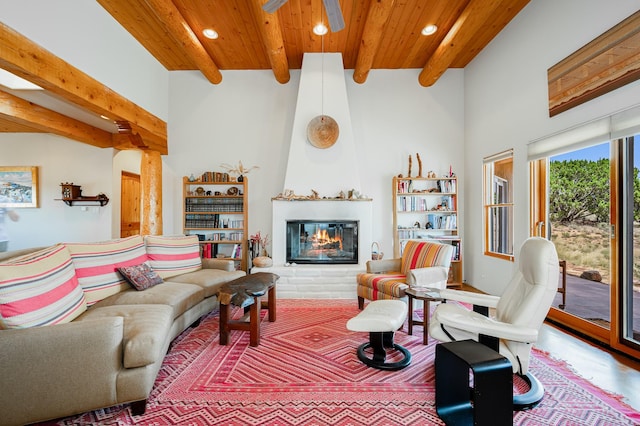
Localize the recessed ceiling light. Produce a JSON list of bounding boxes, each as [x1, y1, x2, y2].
[[313, 23, 328, 36], [202, 28, 219, 39], [421, 24, 437, 36]]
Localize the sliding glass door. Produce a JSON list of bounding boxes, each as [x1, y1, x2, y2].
[[530, 135, 640, 356], [622, 136, 640, 347], [548, 143, 611, 331]]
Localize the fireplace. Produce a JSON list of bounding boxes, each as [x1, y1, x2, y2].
[[286, 220, 358, 264]]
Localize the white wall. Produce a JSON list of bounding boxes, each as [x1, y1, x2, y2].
[[464, 0, 640, 294], [165, 68, 465, 258], [0, 134, 113, 249]]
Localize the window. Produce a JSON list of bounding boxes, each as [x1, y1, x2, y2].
[[483, 150, 514, 260]]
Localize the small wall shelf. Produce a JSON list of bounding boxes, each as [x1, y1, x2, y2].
[[58, 196, 109, 207], [58, 182, 109, 206]]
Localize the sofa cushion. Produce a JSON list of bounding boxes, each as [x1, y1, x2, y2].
[[118, 262, 164, 291], [0, 245, 87, 329], [92, 282, 205, 320], [166, 269, 246, 297], [145, 235, 202, 279], [65, 236, 148, 306], [78, 304, 173, 369]]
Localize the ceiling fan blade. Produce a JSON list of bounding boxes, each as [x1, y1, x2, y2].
[[262, 0, 288, 14], [323, 0, 345, 32]]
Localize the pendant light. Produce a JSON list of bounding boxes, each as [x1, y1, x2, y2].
[[307, 6, 339, 149]]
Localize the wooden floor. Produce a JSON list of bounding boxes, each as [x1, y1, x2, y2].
[[536, 321, 640, 411]]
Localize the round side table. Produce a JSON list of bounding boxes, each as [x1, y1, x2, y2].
[[405, 287, 443, 345]]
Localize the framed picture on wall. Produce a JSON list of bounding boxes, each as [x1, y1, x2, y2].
[[0, 166, 39, 208]]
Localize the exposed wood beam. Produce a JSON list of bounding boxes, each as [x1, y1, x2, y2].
[[0, 21, 168, 153], [418, 0, 503, 87], [0, 90, 113, 148], [353, 0, 395, 84], [142, 0, 222, 85], [0, 116, 46, 133], [113, 120, 167, 154], [548, 10, 640, 117], [251, 0, 290, 84]]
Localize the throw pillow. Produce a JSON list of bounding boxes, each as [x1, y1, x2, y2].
[[65, 235, 149, 306], [118, 262, 163, 291], [145, 235, 202, 279], [0, 245, 87, 329]]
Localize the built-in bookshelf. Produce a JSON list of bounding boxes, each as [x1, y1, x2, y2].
[[392, 176, 462, 287], [183, 175, 248, 271]]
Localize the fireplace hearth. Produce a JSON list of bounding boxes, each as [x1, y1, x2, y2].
[[286, 220, 358, 264]]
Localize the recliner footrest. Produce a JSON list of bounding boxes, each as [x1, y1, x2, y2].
[[347, 300, 411, 370]]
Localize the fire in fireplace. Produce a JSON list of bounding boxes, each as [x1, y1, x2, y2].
[[286, 220, 358, 264]]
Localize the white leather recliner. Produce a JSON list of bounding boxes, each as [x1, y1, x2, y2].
[[428, 237, 559, 410]]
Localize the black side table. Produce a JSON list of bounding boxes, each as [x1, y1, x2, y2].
[[435, 340, 513, 426]]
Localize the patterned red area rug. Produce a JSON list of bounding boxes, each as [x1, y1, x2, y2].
[[51, 300, 639, 425]]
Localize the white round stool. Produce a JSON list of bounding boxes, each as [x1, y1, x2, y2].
[[346, 299, 411, 370]]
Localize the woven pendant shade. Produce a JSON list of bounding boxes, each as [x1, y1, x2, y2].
[[307, 115, 339, 149]]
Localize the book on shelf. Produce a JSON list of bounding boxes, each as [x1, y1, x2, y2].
[[199, 171, 231, 182]]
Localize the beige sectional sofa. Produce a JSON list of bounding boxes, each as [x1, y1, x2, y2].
[[0, 234, 245, 426]]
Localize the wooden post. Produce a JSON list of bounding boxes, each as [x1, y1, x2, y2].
[[140, 150, 163, 236]]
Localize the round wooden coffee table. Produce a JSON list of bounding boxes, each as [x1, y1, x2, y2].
[[405, 287, 443, 345]]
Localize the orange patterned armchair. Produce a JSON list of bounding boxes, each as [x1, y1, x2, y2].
[[356, 240, 454, 309]]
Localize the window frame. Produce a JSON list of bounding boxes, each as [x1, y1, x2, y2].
[[483, 150, 515, 261]]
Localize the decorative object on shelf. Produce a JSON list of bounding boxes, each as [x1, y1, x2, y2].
[[307, 115, 339, 149], [61, 182, 82, 200], [195, 187, 205, 196], [58, 183, 109, 206], [226, 187, 239, 196], [253, 256, 273, 268], [188, 174, 196, 182], [371, 241, 384, 261], [0, 166, 39, 208], [408, 154, 412, 177], [417, 153, 423, 177], [220, 161, 259, 179], [272, 188, 371, 201], [250, 231, 271, 258]]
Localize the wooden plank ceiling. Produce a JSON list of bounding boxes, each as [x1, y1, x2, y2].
[[0, 0, 529, 148], [97, 0, 530, 85]]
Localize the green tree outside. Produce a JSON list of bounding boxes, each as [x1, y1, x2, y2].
[[550, 159, 640, 223]]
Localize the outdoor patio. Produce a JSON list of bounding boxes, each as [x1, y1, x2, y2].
[[552, 272, 640, 337]]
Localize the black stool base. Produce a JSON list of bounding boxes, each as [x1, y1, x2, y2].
[[513, 371, 544, 411], [356, 331, 411, 371]]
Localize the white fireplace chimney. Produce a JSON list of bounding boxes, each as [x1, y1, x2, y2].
[[283, 53, 361, 196]]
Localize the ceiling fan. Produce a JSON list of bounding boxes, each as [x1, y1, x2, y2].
[[262, 0, 345, 32]]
